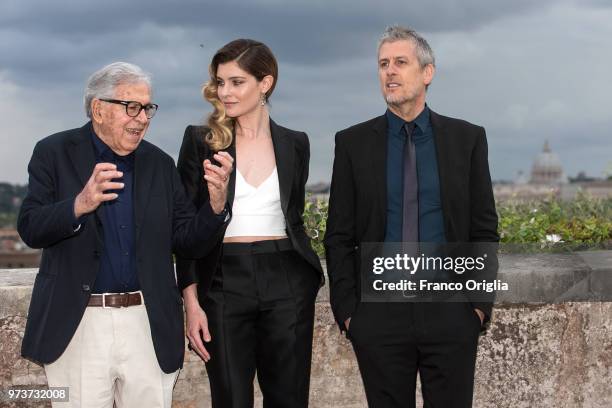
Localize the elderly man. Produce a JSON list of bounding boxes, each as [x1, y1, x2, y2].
[[18, 62, 233, 407], [324, 26, 499, 407]]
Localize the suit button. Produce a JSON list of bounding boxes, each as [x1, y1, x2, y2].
[[82, 284, 90, 292]]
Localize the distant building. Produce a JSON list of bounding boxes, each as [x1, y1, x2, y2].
[[568, 171, 597, 183], [0, 229, 41, 268], [0, 251, 41, 268], [560, 180, 612, 201], [306, 182, 330, 201], [306, 141, 611, 204], [530, 141, 566, 184], [494, 141, 612, 202]]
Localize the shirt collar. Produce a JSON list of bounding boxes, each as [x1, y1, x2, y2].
[[414, 104, 430, 134], [385, 109, 405, 134], [385, 104, 430, 134]]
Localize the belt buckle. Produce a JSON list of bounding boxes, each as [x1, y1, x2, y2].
[[101, 292, 112, 309], [101, 292, 129, 308]]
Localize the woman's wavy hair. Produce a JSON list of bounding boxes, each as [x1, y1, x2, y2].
[[202, 39, 278, 150]]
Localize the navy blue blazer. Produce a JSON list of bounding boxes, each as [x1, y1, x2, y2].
[[18, 122, 227, 373]]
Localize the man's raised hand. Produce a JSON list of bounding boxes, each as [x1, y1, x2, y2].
[[74, 162, 124, 218]]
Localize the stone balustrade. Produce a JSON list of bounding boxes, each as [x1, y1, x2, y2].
[[1, 251, 611, 407]]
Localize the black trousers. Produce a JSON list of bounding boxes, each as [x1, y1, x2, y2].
[[202, 239, 320, 408], [348, 301, 482, 408]]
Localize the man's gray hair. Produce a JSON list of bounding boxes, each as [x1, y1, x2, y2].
[[84, 62, 152, 118], [378, 25, 435, 68]]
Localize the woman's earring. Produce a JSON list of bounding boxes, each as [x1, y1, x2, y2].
[[260, 94, 266, 106]]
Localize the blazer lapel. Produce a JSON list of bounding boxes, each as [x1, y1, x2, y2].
[[67, 122, 107, 236], [429, 110, 453, 239], [134, 143, 154, 243], [371, 115, 388, 232], [226, 137, 237, 208], [270, 119, 294, 214], [68, 122, 97, 187]]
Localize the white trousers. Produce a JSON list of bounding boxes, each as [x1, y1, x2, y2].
[[44, 295, 179, 408]]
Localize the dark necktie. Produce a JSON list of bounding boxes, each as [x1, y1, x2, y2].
[[402, 122, 418, 242]]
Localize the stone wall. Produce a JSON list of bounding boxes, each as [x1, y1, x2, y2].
[[1, 252, 611, 407]]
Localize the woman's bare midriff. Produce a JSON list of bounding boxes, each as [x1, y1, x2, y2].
[[223, 235, 287, 243]]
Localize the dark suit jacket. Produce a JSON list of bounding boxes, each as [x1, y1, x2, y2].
[[324, 110, 499, 329], [175, 119, 323, 297], [17, 122, 226, 373]]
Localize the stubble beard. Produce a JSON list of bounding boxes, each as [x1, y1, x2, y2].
[[385, 92, 414, 110], [386, 93, 409, 105], [384, 84, 426, 113]]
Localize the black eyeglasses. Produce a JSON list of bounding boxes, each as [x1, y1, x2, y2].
[[99, 99, 159, 119]]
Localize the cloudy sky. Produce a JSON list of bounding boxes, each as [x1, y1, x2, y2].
[[1, 0, 611, 185]]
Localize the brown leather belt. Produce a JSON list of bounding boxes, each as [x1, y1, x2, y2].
[[88, 292, 142, 308]]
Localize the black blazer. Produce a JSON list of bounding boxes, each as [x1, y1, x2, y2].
[[324, 110, 499, 328], [175, 119, 323, 297], [17, 122, 226, 373]]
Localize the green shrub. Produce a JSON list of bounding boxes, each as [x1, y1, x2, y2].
[[498, 193, 611, 246], [303, 196, 328, 258], [303, 193, 612, 257]]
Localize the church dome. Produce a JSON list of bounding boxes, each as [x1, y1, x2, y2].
[[530, 141, 564, 184]]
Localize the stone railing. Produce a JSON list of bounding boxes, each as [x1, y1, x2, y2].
[[1, 251, 611, 407]]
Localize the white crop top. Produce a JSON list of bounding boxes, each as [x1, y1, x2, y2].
[[224, 167, 287, 237]]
